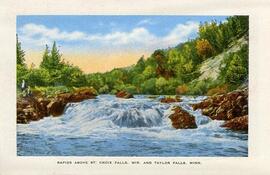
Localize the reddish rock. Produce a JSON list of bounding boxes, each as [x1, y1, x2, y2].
[[160, 96, 181, 103], [192, 88, 248, 121], [116, 91, 134, 99], [221, 115, 248, 131], [169, 106, 197, 129]]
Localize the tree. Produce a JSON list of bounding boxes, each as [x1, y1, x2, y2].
[[196, 39, 214, 59], [156, 77, 168, 94], [142, 65, 156, 79], [224, 54, 248, 85], [16, 34, 25, 66], [40, 41, 62, 71], [220, 44, 248, 85], [40, 45, 50, 69], [141, 78, 157, 94]]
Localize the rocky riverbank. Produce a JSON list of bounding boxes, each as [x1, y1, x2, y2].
[[17, 88, 97, 124], [192, 88, 248, 131]]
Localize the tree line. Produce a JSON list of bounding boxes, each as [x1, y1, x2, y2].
[[17, 16, 248, 95]]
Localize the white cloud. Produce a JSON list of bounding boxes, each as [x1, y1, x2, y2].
[[18, 21, 199, 51], [162, 21, 199, 46]]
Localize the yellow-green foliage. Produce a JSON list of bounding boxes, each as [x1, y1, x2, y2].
[[207, 84, 228, 96], [175, 84, 189, 95]]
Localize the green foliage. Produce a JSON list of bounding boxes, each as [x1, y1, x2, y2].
[[17, 64, 28, 86], [124, 84, 137, 94], [32, 86, 73, 98], [40, 42, 62, 71], [141, 78, 157, 94], [220, 44, 248, 85], [142, 65, 156, 79], [99, 85, 109, 94], [16, 34, 25, 66], [24, 68, 51, 87], [156, 77, 169, 94]]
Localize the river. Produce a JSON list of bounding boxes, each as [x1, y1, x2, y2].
[[17, 95, 248, 156]]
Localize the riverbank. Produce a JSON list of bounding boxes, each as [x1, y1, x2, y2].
[[17, 87, 97, 124], [192, 87, 248, 131]]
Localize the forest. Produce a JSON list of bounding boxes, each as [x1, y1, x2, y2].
[[17, 16, 248, 96]]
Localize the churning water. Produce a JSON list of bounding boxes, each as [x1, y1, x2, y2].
[[17, 95, 248, 156]]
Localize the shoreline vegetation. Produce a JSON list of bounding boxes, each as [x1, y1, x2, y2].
[[17, 16, 249, 132]]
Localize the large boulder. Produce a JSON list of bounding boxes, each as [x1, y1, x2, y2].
[[169, 106, 197, 129], [116, 91, 134, 99], [221, 115, 248, 131]]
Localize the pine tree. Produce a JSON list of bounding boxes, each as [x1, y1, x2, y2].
[[16, 34, 25, 66], [50, 41, 61, 69], [40, 44, 50, 69], [40, 41, 62, 71]]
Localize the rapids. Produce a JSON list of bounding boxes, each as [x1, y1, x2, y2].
[[17, 95, 248, 156]]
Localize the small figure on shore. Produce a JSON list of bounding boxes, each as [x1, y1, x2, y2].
[[20, 80, 32, 97], [21, 80, 26, 91], [26, 86, 32, 97]]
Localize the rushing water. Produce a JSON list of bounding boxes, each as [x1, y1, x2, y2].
[[17, 95, 248, 156]]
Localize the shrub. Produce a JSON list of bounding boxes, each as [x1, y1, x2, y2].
[[207, 84, 228, 96], [176, 84, 189, 95], [196, 39, 214, 59]]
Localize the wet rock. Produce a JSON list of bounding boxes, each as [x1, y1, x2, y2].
[[221, 115, 248, 131], [169, 106, 197, 129], [160, 96, 181, 103], [116, 91, 134, 99], [192, 88, 248, 121], [47, 100, 66, 117], [17, 97, 49, 123]]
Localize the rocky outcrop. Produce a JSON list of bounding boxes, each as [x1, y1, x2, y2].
[[17, 88, 97, 123], [192, 88, 248, 120], [17, 97, 50, 124], [169, 106, 197, 129], [221, 115, 248, 131], [47, 100, 66, 117], [160, 96, 181, 103], [192, 88, 248, 131], [116, 91, 134, 99]]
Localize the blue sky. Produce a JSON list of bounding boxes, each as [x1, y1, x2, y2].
[[16, 15, 228, 73]]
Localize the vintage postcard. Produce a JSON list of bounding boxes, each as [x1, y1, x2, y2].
[[1, 0, 270, 174], [16, 15, 248, 157]]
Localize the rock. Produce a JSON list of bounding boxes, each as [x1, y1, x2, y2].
[[116, 91, 134, 99], [160, 96, 181, 103], [17, 87, 98, 124], [192, 89, 248, 121], [17, 97, 48, 123], [169, 106, 197, 129], [57, 88, 96, 103], [221, 115, 248, 131], [47, 100, 66, 117]]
